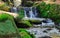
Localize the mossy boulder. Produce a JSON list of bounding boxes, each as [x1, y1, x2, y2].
[[21, 20, 32, 27], [16, 20, 32, 28], [0, 13, 20, 38], [19, 28, 34, 38]]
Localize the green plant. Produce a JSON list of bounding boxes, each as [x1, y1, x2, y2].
[[37, 2, 60, 25], [37, 2, 50, 18], [17, 9, 24, 20]]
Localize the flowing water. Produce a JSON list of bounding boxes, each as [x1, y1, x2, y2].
[[24, 9, 28, 18], [24, 7, 37, 18], [29, 7, 35, 18], [26, 28, 60, 38]]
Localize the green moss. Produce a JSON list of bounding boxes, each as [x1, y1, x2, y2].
[[19, 28, 32, 38], [0, 13, 13, 21], [0, 14, 8, 21], [0, 20, 16, 35], [29, 20, 41, 23], [19, 28, 26, 32], [0, 13, 20, 38], [20, 20, 32, 27]]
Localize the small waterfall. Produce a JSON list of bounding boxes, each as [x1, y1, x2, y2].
[[24, 10, 28, 18], [35, 7, 38, 17], [33, 7, 37, 17], [24, 7, 29, 18], [29, 7, 35, 18], [24, 7, 37, 18], [11, 7, 17, 13]]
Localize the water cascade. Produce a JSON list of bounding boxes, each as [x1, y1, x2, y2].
[[24, 9, 28, 18], [29, 7, 35, 18], [24, 7, 37, 18], [32, 7, 37, 18]]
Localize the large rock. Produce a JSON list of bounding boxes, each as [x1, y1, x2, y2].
[[0, 13, 20, 38]]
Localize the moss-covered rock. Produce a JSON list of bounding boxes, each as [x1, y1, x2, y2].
[[0, 13, 13, 21], [29, 20, 41, 24], [16, 20, 32, 28], [19, 28, 35, 38], [0, 13, 20, 38], [21, 20, 32, 27]]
